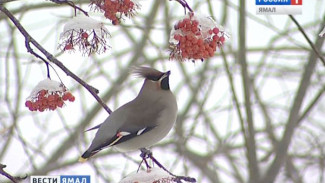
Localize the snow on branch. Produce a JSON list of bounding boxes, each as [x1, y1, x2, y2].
[[119, 168, 176, 183]]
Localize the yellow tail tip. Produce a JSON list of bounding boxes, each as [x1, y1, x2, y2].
[[78, 157, 88, 163]]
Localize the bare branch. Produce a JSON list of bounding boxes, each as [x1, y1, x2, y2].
[[289, 15, 325, 66], [0, 164, 27, 183], [262, 15, 325, 183], [238, 0, 259, 182], [49, 0, 89, 16], [0, 5, 112, 114], [169, 0, 193, 13]]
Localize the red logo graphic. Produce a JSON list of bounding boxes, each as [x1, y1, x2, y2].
[[291, 0, 302, 5]]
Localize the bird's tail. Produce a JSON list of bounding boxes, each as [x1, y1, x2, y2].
[[78, 156, 88, 163], [78, 151, 92, 163]]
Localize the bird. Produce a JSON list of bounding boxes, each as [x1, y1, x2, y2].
[[79, 67, 178, 162]]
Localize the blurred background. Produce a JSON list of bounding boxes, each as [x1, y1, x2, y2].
[[1, 0, 325, 182]]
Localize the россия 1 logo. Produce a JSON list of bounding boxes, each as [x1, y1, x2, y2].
[[256, 0, 302, 15]]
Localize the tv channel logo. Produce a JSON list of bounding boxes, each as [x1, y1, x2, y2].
[[256, 0, 302, 15], [30, 175, 90, 183]]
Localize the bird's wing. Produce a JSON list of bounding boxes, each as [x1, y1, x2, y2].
[[85, 125, 157, 157], [80, 125, 157, 160], [85, 123, 102, 132], [105, 125, 157, 146], [85, 98, 164, 155]]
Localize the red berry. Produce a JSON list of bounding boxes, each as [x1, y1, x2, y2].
[[48, 95, 55, 102], [81, 32, 89, 39], [213, 35, 219, 41], [174, 34, 181, 41], [219, 36, 225, 44], [197, 38, 203, 45], [178, 21, 185, 28], [112, 19, 119, 25], [64, 44, 73, 50], [39, 90, 47, 96], [213, 27, 219, 34], [69, 96, 75, 102], [49, 106, 56, 111], [192, 20, 199, 27], [191, 27, 198, 33], [57, 100, 64, 108], [42, 99, 48, 106], [129, 1, 134, 8], [25, 101, 32, 108], [39, 107, 45, 112], [62, 93, 68, 101]]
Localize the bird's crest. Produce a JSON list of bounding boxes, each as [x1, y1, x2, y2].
[[132, 67, 164, 81]]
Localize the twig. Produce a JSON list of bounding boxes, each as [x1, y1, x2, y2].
[[49, 0, 88, 16], [24, 38, 52, 79], [289, 15, 325, 66], [0, 0, 18, 4], [139, 148, 196, 183], [0, 5, 112, 114], [170, 0, 193, 13], [149, 155, 196, 183], [261, 14, 325, 183], [0, 164, 27, 183]]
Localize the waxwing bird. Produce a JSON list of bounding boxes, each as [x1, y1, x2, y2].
[[79, 67, 178, 162]]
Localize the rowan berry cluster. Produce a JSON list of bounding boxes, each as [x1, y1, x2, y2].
[[25, 79, 75, 112], [169, 12, 227, 62], [25, 90, 75, 112], [59, 15, 110, 56], [91, 0, 140, 25]]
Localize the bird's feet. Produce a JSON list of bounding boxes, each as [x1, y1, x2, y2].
[[138, 148, 152, 170], [140, 148, 152, 159], [137, 148, 197, 182]]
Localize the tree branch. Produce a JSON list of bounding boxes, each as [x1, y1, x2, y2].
[[0, 0, 18, 4], [0, 164, 27, 183], [289, 15, 325, 66], [0, 5, 112, 114], [238, 0, 259, 182], [261, 15, 325, 183], [49, 0, 89, 16], [169, 0, 193, 13]]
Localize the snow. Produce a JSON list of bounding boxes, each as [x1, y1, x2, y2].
[[60, 15, 108, 38], [27, 78, 65, 99], [119, 167, 174, 183], [169, 12, 229, 45], [63, 15, 106, 32]]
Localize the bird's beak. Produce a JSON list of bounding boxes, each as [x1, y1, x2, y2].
[[165, 70, 171, 76], [160, 71, 171, 81]]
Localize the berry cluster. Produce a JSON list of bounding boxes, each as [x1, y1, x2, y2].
[[59, 15, 110, 56], [25, 90, 75, 112], [170, 12, 227, 62], [91, 0, 139, 25], [60, 29, 110, 56]]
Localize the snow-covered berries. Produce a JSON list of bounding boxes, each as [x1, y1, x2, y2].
[[90, 0, 140, 25], [169, 12, 228, 62], [59, 15, 110, 56], [119, 168, 176, 183], [25, 79, 75, 112]]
